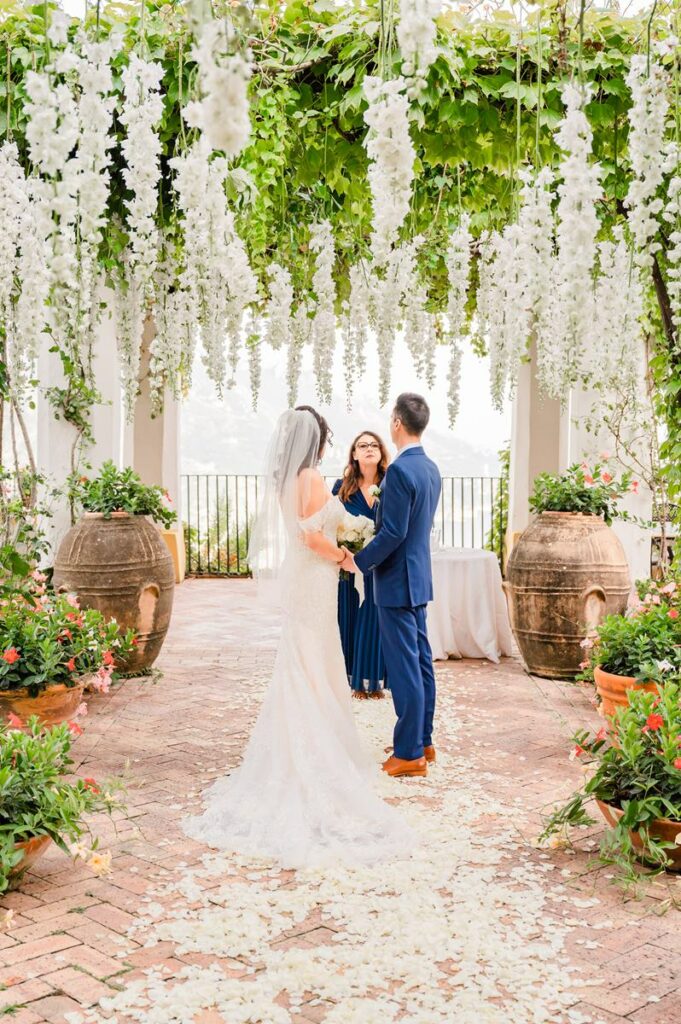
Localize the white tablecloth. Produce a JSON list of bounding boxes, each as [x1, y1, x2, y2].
[[427, 548, 514, 663]]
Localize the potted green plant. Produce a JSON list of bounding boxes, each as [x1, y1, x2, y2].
[[0, 715, 123, 892], [504, 460, 635, 679], [0, 580, 135, 725], [580, 599, 681, 717], [54, 463, 177, 673], [540, 681, 681, 882]]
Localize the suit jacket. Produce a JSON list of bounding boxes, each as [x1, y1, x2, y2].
[[354, 446, 441, 608]]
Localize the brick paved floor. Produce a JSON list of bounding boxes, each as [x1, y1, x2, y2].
[[1, 579, 680, 1023]]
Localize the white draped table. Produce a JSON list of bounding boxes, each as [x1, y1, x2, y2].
[[427, 548, 514, 663]]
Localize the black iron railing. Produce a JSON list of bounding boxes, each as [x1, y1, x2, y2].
[[182, 473, 507, 576]]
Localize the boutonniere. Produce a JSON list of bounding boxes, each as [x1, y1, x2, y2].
[[369, 485, 381, 503]]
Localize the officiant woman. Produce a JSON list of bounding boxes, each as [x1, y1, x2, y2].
[[333, 432, 389, 699]]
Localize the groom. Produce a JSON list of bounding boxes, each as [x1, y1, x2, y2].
[[343, 393, 442, 779]]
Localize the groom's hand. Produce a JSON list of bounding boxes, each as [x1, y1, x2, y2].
[[340, 547, 360, 573]]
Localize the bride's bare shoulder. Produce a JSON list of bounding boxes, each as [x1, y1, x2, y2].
[[297, 468, 329, 518]]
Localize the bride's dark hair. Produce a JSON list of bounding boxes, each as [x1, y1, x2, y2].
[[294, 405, 332, 469]]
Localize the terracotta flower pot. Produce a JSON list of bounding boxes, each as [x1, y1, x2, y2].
[[504, 512, 630, 679], [594, 665, 658, 719], [0, 679, 86, 728], [597, 800, 681, 871], [53, 512, 175, 674], [7, 834, 52, 889]]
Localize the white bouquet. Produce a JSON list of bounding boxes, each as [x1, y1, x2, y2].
[[337, 514, 374, 580]]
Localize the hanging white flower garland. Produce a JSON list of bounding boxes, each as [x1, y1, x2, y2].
[[445, 215, 472, 427], [309, 220, 337, 405], [397, 0, 441, 78], [538, 84, 602, 399], [624, 56, 670, 268], [363, 76, 416, 267], [264, 263, 294, 352], [187, 20, 252, 159]]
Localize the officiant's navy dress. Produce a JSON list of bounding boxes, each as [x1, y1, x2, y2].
[[332, 480, 387, 694]]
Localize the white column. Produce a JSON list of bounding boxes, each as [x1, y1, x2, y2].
[[507, 336, 563, 543]]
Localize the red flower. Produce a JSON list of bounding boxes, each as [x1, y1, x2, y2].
[[595, 727, 608, 742], [83, 778, 99, 793], [669, 609, 679, 620], [646, 713, 664, 731], [66, 658, 77, 672], [131, 637, 138, 647], [68, 721, 83, 737], [7, 712, 23, 729], [674, 758, 681, 770], [601, 472, 613, 484], [631, 480, 639, 494], [102, 651, 115, 667], [572, 744, 586, 759], [583, 474, 595, 486], [58, 629, 73, 643], [2, 648, 20, 665]]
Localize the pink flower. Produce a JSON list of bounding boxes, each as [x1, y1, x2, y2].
[[66, 657, 77, 672], [661, 582, 677, 595], [65, 594, 80, 609], [30, 570, 47, 583], [646, 713, 664, 731], [601, 472, 613, 484], [631, 480, 639, 494], [75, 702, 88, 717], [652, 595, 662, 605], [68, 721, 83, 737], [599, 451, 611, 461], [579, 636, 594, 650], [6, 712, 23, 729], [583, 474, 595, 486], [595, 727, 608, 742], [2, 648, 20, 665], [674, 758, 681, 770], [669, 609, 679, 620]]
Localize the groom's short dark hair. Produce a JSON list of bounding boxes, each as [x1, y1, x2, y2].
[[394, 393, 430, 436]]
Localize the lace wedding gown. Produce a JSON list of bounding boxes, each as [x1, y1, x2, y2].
[[184, 496, 412, 869]]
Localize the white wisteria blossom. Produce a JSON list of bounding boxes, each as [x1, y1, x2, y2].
[[371, 238, 421, 403], [187, 19, 252, 158], [170, 139, 258, 396], [150, 258, 193, 411], [118, 54, 164, 413], [287, 305, 311, 407], [248, 331, 262, 410], [625, 56, 669, 268], [264, 263, 294, 351], [445, 214, 472, 427], [590, 228, 644, 389], [340, 264, 372, 408], [0, 144, 50, 395], [309, 219, 337, 404], [397, 0, 441, 77], [662, 142, 681, 335], [539, 85, 602, 400], [363, 76, 416, 266]]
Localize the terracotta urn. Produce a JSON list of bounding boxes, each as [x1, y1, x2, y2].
[[593, 666, 658, 719], [8, 835, 52, 889], [597, 800, 681, 871], [0, 680, 86, 728], [504, 512, 630, 679], [53, 513, 175, 674]]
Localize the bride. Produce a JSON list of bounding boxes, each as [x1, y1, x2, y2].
[[184, 407, 412, 868]]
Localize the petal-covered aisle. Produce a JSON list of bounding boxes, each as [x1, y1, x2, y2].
[[2, 580, 680, 1024]]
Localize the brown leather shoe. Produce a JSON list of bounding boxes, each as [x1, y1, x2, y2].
[[382, 755, 427, 778], [424, 745, 436, 763]]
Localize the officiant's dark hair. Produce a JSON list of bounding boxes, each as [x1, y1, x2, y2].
[[393, 393, 430, 436], [295, 405, 331, 467]]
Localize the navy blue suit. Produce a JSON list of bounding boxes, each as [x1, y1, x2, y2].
[[354, 446, 441, 760]]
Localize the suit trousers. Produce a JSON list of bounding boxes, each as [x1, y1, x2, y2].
[[377, 604, 436, 762]]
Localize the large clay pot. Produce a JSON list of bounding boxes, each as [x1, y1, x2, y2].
[[504, 512, 630, 679], [8, 835, 52, 889], [594, 666, 658, 719], [53, 513, 174, 674], [0, 680, 85, 728], [597, 801, 681, 871]]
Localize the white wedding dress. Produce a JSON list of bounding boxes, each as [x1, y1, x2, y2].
[[183, 495, 412, 869]]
